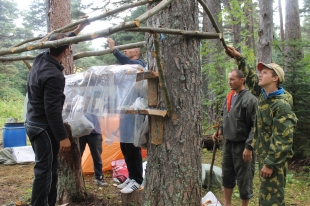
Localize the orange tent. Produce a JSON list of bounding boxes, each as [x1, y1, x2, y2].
[[81, 138, 124, 172], [81, 115, 147, 173]]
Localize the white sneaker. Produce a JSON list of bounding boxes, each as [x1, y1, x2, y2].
[[117, 178, 131, 189], [120, 179, 140, 194]]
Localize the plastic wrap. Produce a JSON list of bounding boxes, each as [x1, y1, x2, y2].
[[62, 64, 147, 142]]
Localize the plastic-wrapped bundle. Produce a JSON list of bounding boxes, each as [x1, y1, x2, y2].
[[62, 64, 148, 142]]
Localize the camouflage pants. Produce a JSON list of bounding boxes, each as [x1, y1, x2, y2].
[[258, 159, 288, 206]]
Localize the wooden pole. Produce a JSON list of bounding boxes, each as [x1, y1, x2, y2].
[[126, 27, 221, 39], [197, 0, 228, 51]]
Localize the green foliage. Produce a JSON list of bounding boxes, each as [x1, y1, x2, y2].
[[71, 0, 87, 21], [0, 63, 27, 100], [200, 40, 231, 132], [21, 0, 47, 36], [0, 0, 34, 48], [273, 34, 310, 159], [0, 99, 24, 128]]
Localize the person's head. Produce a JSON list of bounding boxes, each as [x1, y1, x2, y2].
[[257, 62, 284, 89], [48, 33, 71, 58], [228, 69, 245, 93], [124, 48, 140, 60]]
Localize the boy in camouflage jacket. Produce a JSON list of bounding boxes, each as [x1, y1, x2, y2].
[[226, 47, 298, 206]]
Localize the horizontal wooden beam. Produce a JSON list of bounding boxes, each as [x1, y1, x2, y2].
[[136, 71, 159, 81], [126, 27, 221, 39], [118, 109, 167, 117]]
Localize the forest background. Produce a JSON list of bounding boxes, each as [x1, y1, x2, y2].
[[1, 0, 309, 159], [0, 0, 310, 205]]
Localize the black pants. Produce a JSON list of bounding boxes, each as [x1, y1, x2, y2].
[[120, 142, 143, 184], [79, 133, 103, 179], [25, 121, 59, 206]]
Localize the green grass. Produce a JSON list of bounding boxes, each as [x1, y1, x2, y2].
[[0, 99, 25, 145], [201, 148, 310, 206]]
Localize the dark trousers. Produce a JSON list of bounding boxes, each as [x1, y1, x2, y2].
[[25, 121, 59, 206], [222, 141, 255, 200], [79, 133, 103, 179], [120, 142, 143, 184]]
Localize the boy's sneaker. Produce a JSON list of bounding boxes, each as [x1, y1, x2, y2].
[[120, 179, 140, 194], [117, 178, 131, 189], [95, 177, 108, 187]]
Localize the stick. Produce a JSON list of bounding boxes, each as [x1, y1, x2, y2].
[[197, 0, 228, 51], [208, 119, 221, 191], [126, 27, 221, 39], [153, 33, 174, 118]]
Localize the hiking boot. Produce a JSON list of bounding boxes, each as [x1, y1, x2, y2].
[[95, 178, 108, 187], [120, 179, 140, 194], [117, 178, 131, 189]]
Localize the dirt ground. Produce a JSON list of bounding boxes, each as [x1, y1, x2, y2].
[[0, 163, 123, 206]]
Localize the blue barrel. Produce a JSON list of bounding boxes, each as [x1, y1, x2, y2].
[[3, 123, 26, 148]]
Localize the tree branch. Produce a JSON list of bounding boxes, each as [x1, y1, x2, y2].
[[153, 33, 174, 118], [126, 27, 220, 39], [74, 41, 145, 60], [197, 0, 228, 50], [0, 41, 145, 62], [14, 0, 153, 47], [13, 36, 43, 48], [0, 55, 36, 62], [0, 21, 140, 56], [22, 60, 32, 71], [135, 0, 174, 24]]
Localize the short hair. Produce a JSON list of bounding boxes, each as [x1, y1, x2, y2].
[[49, 33, 69, 57], [230, 69, 245, 84], [230, 69, 245, 79]]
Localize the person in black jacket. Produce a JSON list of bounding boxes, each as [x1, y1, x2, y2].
[[25, 22, 88, 206], [212, 69, 257, 206], [107, 38, 145, 194]]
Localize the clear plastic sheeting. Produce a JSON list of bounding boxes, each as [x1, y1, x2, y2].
[[62, 64, 148, 143]]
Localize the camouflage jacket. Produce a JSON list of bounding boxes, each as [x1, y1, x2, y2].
[[236, 57, 298, 170]]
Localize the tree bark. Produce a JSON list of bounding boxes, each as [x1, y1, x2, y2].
[[57, 124, 87, 204], [257, 0, 273, 63], [278, 0, 285, 52], [245, 0, 256, 56], [47, 0, 87, 204], [284, 0, 303, 72], [48, 0, 73, 75], [143, 1, 202, 205]]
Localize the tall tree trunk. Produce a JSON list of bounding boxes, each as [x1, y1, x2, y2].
[[143, 1, 202, 205], [284, 0, 303, 72], [278, 0, 285, 52], [245, 0, 256, 61], [48, 0, 74, 75], [257, 0, 273, 63], [223, 0, 242, 50], [202, 0, 225, 127], [47, 0, 87, 204]]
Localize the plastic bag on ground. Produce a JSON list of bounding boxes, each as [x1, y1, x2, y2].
[[201, 164, 222, 188], [201, 191, 222, 206], [111, 159, 128, 183]]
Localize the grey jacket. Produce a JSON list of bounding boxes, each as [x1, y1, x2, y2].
[[219, 89, 257, 150]]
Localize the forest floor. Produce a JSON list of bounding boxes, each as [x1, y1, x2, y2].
[[1, 144, 310, 205]]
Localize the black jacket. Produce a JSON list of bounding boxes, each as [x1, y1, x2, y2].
[[219, 89, 257, 150], [26, 51, 67, 141]]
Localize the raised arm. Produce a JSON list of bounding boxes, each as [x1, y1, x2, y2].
[[226, 47, 261, 97]]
